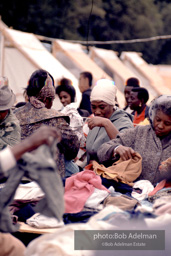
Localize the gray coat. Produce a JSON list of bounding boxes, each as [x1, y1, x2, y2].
[[0, 144, 64, 233], [86, 108, 133, 163], [0, 110, 21, 150], [97, 125, 171, 185]]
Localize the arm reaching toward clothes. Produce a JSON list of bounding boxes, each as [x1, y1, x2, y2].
[[114, 145, 136, 161]]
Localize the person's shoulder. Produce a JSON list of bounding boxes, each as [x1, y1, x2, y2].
[[112, 108, 133, 121], [43, 108, 70, 124], [82, 88, 91, 96], [14, 102, 29, 115], [2, 110, 20, 130], [134, 123, 151, 133], [15, 103, 70, 125], [77, 108, 90, 117]]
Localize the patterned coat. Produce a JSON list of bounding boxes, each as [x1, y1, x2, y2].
[[15, 102, 80, 177]]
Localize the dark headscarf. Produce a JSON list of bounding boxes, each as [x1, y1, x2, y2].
[[27, 69, 55, 109]]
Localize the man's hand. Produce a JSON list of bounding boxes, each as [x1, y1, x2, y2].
[[114, 145, 136, 161]]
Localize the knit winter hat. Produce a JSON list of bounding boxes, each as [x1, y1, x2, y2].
[[90, 79, 117, 106]]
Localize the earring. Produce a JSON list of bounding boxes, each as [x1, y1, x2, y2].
[[139, 102, 142, 107]]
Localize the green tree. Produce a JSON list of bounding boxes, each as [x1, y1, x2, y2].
[[156, 1, 171, 64], [95, 0, 164, 64], [0, 0, 170, 64]]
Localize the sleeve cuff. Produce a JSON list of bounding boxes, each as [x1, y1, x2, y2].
[[114, 145, 121, 156]]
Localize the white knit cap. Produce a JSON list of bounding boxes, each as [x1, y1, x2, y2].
[[90, 79, 117, 106]]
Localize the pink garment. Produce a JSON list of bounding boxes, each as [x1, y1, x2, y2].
[[148, 180, 166, 196], [64, 170, 109, 213]]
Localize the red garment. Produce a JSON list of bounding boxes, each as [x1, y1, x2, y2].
[[133, 107, 146, 127], [64, 169, 109, 213]]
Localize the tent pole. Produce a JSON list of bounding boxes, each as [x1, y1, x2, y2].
[[0, 32, 5, 76]]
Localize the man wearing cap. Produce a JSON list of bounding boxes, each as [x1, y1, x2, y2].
[[0, 77, 21, 150]]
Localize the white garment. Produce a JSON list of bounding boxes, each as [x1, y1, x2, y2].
[[84, 188, 110, 208], [26, 213, 64, 228], [25, 205, 171, 256], [131, 180, 154, 201], [14, 181, 44, 200], [145, 213, 171, 228], [0, 147, 16, 175], [25, 206, 116, 256], [60, 103, 85, 145]]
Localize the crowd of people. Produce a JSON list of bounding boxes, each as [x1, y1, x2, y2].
[[0, 71, 170, 256]]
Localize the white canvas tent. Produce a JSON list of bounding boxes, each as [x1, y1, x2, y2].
[[120, 51, 171, 96], [52, 39, 125, 108], [0, 21, 81, 109], [90, 47, 137, 93], [90, 47, 157, 104], [151, 65, 171, 91]]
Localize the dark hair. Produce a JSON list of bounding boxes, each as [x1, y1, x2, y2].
[[56, 78, 76, 102], [80, 71, 93, 87], [15, 102, 26, 108], [132, 87, 149, 104], [26, 69, 54, 97], [126, 77, 140, 87], [59, 78, 72, 86]]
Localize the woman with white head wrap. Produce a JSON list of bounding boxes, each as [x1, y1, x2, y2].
[[97, 95, 171, 185], [90, 79, 117, 106], [86, 79, 133, 163]]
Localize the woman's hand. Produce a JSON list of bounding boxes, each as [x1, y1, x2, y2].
[[114, 145, 136, 161], [87, 116, 107, 130]]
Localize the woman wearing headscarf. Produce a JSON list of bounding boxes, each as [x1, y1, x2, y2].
[[86, 79, 134, 163], [97, 95, 171, 186], [15, 69, 80, 178]]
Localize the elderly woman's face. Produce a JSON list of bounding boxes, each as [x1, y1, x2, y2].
[[153, 110, 171, 137], [91, 100, 114, 118]]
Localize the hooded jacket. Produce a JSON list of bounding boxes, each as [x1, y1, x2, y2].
[[86, 108, 133, 163]]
